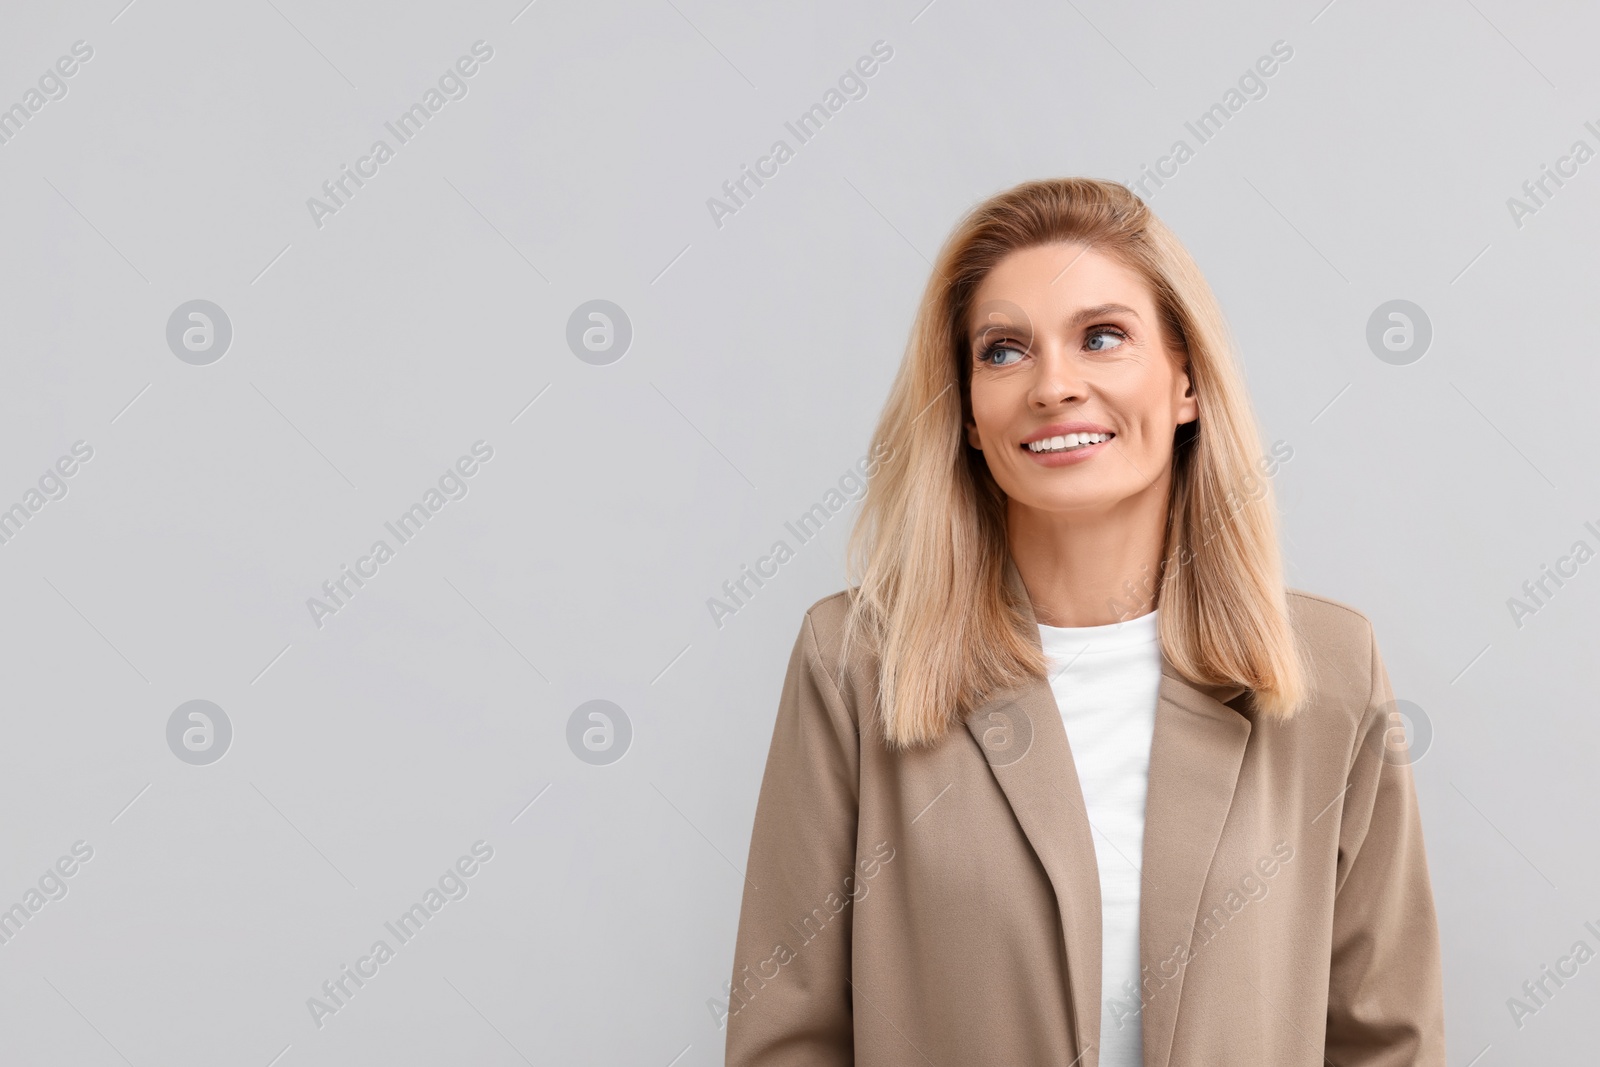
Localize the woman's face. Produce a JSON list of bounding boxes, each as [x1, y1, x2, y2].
[[962, 242, 1198, 518]]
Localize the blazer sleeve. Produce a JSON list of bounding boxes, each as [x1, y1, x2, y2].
[[724, 609, 860, 1066], [1324, 621, 1447, 1066]]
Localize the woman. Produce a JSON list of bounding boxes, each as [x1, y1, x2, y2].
[[724, 178, 1446, 1066]]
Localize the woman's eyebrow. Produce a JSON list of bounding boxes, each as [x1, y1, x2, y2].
[[1066, 302, 1141, 326], [967, 302, 1142, 348], [967, 317, 1031, 350]]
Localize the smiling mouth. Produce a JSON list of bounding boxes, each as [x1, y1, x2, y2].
[[1023, 432, 1114, 454]]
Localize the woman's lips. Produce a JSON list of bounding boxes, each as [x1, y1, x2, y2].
[[1019, 433, 1114, 466]]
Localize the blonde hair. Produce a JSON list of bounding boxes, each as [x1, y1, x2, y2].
[[840, 177, 1308, 750]]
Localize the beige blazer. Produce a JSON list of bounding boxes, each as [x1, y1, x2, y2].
[[725, 557, 1446, 1065]]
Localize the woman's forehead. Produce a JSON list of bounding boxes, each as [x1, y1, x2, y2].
[[968, 246, 1155, 333]]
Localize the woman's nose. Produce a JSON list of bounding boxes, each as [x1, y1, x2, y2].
[[1029, 346, 1087, 408]]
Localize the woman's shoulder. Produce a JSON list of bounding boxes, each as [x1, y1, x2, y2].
[[787, 588, 874, 694], [802, 586, 855, 624], [792, 584, 1388, 721], [1284, 586, 1377, 654], [1283, 586, 1388, 732], [799, 583, 1382, 652], [797, 587, 857, 659]]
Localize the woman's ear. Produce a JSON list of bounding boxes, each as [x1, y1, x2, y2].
[[1176, 362, 1199, 425], [964, 417, 982, 450]]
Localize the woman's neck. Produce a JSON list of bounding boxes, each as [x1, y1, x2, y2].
[[1006, 491, 1168, 628]]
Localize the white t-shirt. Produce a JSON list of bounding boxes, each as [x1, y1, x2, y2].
[[1037, 607, 1163, 1067]]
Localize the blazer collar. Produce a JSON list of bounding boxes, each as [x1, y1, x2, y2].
[[962, 556, 1252, 1067]]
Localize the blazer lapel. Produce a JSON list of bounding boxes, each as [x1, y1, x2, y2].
[[1138, 663, 1251, 1067], [962, 643, 1104, 1060], [962, 557, 1102, 1057], [962, 557, 1252, 1067]]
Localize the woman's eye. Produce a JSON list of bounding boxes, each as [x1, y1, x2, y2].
[[1085, 328, 1126, 352], [981, 343, 1025, 366]]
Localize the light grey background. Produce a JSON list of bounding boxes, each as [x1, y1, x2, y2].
[[0, 0, 1595, 1064]]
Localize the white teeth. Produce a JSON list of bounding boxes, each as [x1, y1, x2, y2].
[[1026, 432, 1111, 453]]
